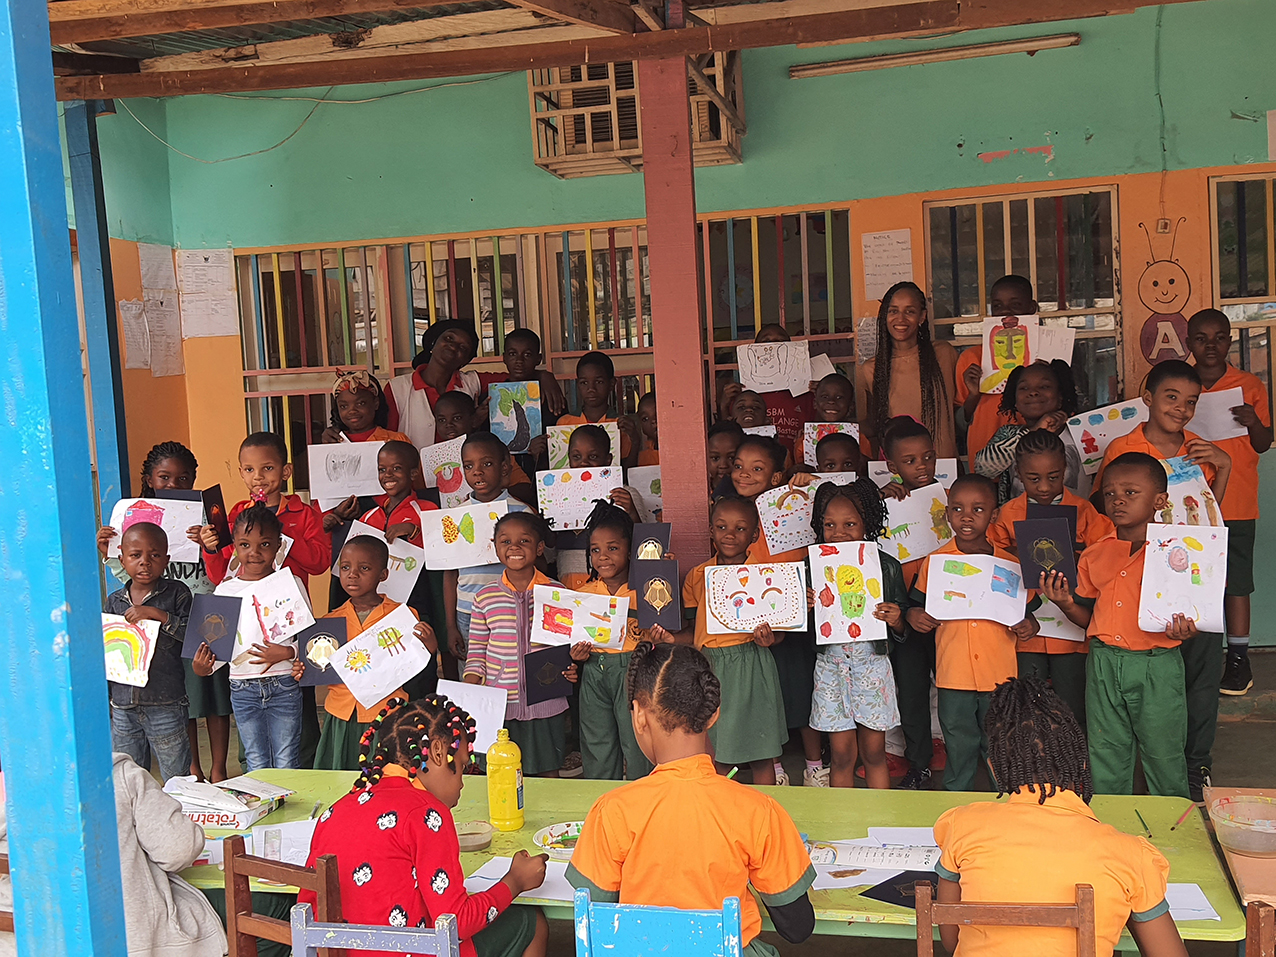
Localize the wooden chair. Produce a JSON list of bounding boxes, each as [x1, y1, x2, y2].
[[224, 834, 343, 957], [291, 903, 459, 957], [915, 881, 1096, 957], [0, 853, 12, 933], [573, 887, 743, 957], [1248, 900, 1276, 957]]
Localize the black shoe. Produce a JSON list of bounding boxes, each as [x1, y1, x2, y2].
[[1188, 766, 1212, 804], [1220, 649, 1254, 696], [898, 767, 932, 790]]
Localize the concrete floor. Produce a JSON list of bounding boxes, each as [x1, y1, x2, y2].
[[199, 651, 1276, 955]]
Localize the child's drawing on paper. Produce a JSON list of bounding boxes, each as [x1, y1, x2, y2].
[[808, 542, 886, 644], [536, 467, 621, 530], [420, 501, 507, 569], [420, 436, 471, 508], [881, 484, 952, 563], [756, 484, 816, 553], [1138, 524, 1228, 633], [546, 423, 621, 470], [979, 315, 1038, 394], [530, 584, 629, 649], [102, 614, 160, 687], [704, 562, 807, 634], [735, 342, 812, 396], [1067, 400, 1149, 475], [924, 554, 1028, 627], [1162, 456, 1224, 527], [489, 381, 542, 454]]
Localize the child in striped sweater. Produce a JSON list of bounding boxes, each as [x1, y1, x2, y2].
[[463, 511, 573, 777]]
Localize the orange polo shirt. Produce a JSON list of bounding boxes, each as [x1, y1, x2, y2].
[[1075, 534, 1180, 650], [988, 489, 1115, 553], [556, 412, 633, 460], [576, 578, 646, 653], [956, 346, 1024, 470], [913, 540, 1024, 692], [1201, 365, 1269, 521], [1094, 423, 1217, 493], [637, 448, 660, 466], [935, 787, 1169, 957], [566, 753, 815, 948], [322, 597, 418, 722], [682, 560, 751, 649]]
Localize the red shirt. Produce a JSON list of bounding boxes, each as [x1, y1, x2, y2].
[[760, 390, 815, 452], [357, 494, 437, 544], [300, 767, 513, 957], [203, 494, 331, 585]]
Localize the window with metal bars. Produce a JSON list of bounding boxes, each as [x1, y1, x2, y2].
[[924, 187, 1120, 410]]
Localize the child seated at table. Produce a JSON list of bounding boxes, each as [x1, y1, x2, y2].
[[567, 642, 815, 957], [302, 696, 550, 957], [934, 677, 1185, 957]]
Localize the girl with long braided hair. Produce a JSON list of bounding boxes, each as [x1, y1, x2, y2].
[[857, 281, 959, 459], [933, 678, 1185, 957], [566, 642, 817, 955], [95, 441, 231, 782], [301, 695, 550, 957]]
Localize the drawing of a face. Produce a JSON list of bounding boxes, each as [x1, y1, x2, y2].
[[1139, 259, 1191, 315], [325, 451, 366, 483]]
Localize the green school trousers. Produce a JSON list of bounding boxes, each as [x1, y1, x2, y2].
[[579, 651, 653, 781], [936, 688, 991, 792], [1016, 651, 1087, 729], [1179, 631, 1224, 772], [1085, 640, 1188, 799]]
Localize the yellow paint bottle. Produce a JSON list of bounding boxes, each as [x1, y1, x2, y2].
[[487, 728, 524, 831]]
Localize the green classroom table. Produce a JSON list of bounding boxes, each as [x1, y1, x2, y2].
[[182, 769, 1245, 947]]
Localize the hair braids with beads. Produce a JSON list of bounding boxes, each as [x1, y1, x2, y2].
[[351, 694, 478, 792], [871, 281, 948, 445], [809, 477, 888, 543], [626, 641, 721, 735], [985, 677, 1093, 805], [583, 499, 634, 581], [140, 441, 199, 496]]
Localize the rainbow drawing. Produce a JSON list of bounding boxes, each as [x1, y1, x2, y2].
[[102, 614, 159, 687]]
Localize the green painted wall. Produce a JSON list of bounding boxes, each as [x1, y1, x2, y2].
[[83, 0, 1276, 249]]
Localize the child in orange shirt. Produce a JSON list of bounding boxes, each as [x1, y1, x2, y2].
[[557, 351, 638, 467], [1186, 309, 1273, 695], [1043, 452, 1200, 798], [567, 642, 815, 956], [908, 474, 1040, 791], [636, 392, 659, 465], [934, 677, 1183, 957], [988, 429, 1114, 725], [707, 420, 745, 497]]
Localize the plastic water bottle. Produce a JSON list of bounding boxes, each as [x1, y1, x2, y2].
[[487, 729, 524, 831]]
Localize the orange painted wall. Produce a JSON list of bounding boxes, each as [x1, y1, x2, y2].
[[182, 335, 246, 497]]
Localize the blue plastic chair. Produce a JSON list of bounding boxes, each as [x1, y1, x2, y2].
[[290, 902, 461, 957], [573, 887, 743, 956]]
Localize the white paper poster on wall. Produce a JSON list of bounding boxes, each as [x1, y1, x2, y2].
[[119, 299, 151, 369], [861, 230, 913, 301], [177, 248, 239, 338]]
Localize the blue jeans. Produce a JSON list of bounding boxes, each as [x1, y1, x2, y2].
[[230, 674, 303, 771], [111, 700, 192, 783]]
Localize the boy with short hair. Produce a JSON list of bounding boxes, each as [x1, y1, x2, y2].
[[199, 432, 331, 585], [908, 474, 1040, 791], [558, 351, 638, 467], [1095, 358, 1232, 800], [730, 390, 773, 433], [794, 373, 856, 467], [1044, 452, 1200, 798], [814, 432, 864, 475], [1186, 308, 1273, 695], [431, 390, 536, 507], [476, 327, 566, 417], [106, 522, 193, 782]]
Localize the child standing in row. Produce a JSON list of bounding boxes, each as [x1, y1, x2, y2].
[[636, 392, 659, 465], [707, 421, 744, 495], [988, 430, 1114, 725], [1185, 309, 1273, 695], [909, 474, 1040, 791], [792, 373, 855, 468], [105, 523, 193, 782], [464, 512, 570, 777], [557, 351, 638, 467], [808, 479, 906, 788]]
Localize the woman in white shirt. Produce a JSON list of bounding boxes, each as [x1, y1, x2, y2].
[[384, 319, 481, 447]]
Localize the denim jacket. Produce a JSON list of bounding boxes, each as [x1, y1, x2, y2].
[[105, 577, 192, 707]]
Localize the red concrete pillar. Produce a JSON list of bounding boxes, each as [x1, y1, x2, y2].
[[638, 54, 710, 566]]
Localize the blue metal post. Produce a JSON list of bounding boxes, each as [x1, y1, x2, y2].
[[65, 99, 130, 509], [0, 0, 129, 952]]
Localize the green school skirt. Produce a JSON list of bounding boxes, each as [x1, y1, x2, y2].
[[507, 714, 567, 776], [705, 642, 788, 766], [184, 658, 232, 719], [767, 627, 815, 730], [313, 711, 370, 771], [474, 904, 539, 957]]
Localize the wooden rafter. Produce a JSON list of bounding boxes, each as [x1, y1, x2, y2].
[[686, 57, 742, 133], [51, 49, 139, 73], [57, 0, 958, 97], [504, 0, 636, 33]]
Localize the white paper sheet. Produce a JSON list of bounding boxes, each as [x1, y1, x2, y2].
[[1034, 597, 1088, 642], [337, 520, 425, 604], [465, 857, 575, 903], [308, 441, 386, 509], [1138, 523, 1228, 633], [869, 459, 957, 490], [419, 500, 507, 570], [808, 842, 941, 870], [536, 467, 624, 530], [1166, 883, 1221, 922], [861, 230, 913, 301], [178, 293, 240, 339], [924, 553, 1028, 627], [177, 249, 239, 339], [546, 423, 621, 471], [628, 465, 662, 514], [867, 827, 937, 847], [436, 679, 507, 754], [106, 497, 204, 563], [1030, 324, 1077, 364], [811, 472, 858, 487], [219, 568, 316, 658], [742, 425, 778, 437], [1067, 400, 1149, 475], [251, 819, 317, 867], [808, 541, 888, 644], [803, 422, 860, 467], [138, 242, 177, 292], [704, 562, 807, 634], [809, 353, 837, 381], [880, 484, 954, 563], [144, 295, 185, 377], [420, 436, 473, 509], [757, 483, 816, 554], [531, 584, 629, 650], [331, 603, 432, 708], [119, 299, 151, 369], [736, 341, 812, 397], [1190, 387, 1248, 441]]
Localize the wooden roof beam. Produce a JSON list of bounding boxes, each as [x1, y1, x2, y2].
[[48, 0, 469, 45], [504, 0, 637, 33], [56, 0, 959, 98]]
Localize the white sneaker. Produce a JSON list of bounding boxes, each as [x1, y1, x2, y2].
[[803, 766, 830, 787], [774, 766, 790, 786]]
